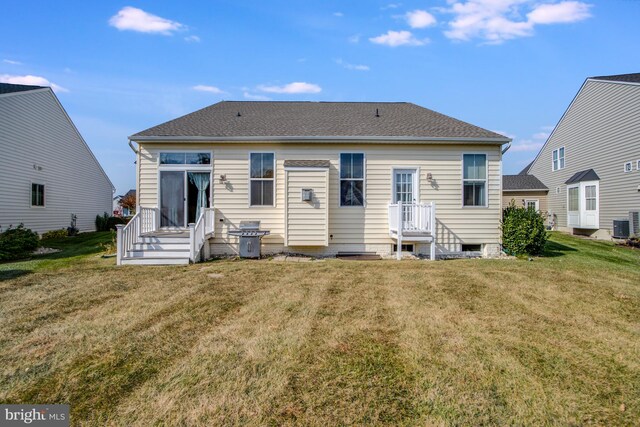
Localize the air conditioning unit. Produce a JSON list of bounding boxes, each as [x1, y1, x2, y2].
[[613, 220, 630, 239], [630, 211, 640, 237]]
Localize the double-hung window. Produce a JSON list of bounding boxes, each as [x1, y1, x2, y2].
[[250, 153, 274, 206], [31, 183, 45, 207], [553, 147, 565, 171], [340, 153, 364, 206], [585, 185, 597, 211], [463, 154, 487, 207]]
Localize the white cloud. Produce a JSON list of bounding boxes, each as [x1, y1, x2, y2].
[[335, 59, 370, 71], [109, 6, 184, 35], [0, 74, 68, 93], [243, 92, 271, 101], [257, 82, 322, 94], [382, 3, 402, 10], [369, 30, 428, 47], [527, 1, 591, 24], [3, 59, 21, 65], [184, 35, 201, 42], [333, 12, 344, 17], [510, 127, 550, 152], [406, 10, 437, 29], [192, 85, 225, 94], [348, 34, 361, 44], [444, 1, 592, 44]]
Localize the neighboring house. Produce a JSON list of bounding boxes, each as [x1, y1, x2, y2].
[[0, 83, 114, 234], [526, 73, 640, 239], [114, 189, 136, 217], [502, 171, 549, 213], [118, 101, 510, 265]]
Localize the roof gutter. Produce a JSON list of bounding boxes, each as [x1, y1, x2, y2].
[[501, 142, 511, 154], [128, 139, 139, 154], [128, 135, 511, 144]]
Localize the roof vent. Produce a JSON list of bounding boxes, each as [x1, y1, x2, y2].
[[237, 111, 242, 117], [375, 108, 380, 117]]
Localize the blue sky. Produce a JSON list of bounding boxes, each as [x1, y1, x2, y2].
[[1, 0, 639, 195]]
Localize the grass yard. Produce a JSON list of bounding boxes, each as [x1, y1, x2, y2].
[[0, 232, 639, 425]]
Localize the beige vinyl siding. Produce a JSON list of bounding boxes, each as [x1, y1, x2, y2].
[[137, 143, 502, 252], [285, 169, 328, 246], [0, 89, 114, 234], [502, 191, 548, 213], [529, 80, 640, 234]]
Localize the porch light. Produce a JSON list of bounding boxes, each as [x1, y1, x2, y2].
[[427, 172, 433, 181]]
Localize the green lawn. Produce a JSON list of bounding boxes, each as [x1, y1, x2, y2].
[[0, 232, 639, 425]]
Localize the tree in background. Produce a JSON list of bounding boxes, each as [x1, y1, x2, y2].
[[119, 192, 136, 216]]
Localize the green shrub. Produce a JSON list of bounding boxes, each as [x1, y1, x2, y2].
[[0, 224, 39, 260], [96, 213, 128, 231], [95, 213, 110, 231], [106, 216, 127, 230], [502, 201, 548, 256], [42, 229, 68, 240]]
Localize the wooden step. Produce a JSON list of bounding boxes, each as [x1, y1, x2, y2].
[[120, 257, 190, 265]]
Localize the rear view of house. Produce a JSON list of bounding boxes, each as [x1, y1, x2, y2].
[[526, 73, 640, 238], [0, 83, 114, 234], [119, 101, 510, 265]]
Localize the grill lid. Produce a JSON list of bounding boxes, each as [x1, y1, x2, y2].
[[239, 220, 260, 230]]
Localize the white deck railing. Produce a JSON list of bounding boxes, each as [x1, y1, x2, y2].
[[388, 201, 436, 260], [140, 207, 158, 235], [189, 207, 215, 262], [116, 207, 158, 266]]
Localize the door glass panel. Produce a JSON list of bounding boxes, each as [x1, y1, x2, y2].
[[187, 172, 211, 223], [568, 187, 579, 211], [160, 171, 185, 227], [585, 185, 596, 211]]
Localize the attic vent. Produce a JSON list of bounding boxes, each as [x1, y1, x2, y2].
[[237, 111, 241, 117], [375, 108, 380, 117]]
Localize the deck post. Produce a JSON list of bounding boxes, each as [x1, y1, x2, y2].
[[430, 202, 436, 261], [115, 224, 124, 266], [397, 201, 403, 260], [188, 223, 196, 263]]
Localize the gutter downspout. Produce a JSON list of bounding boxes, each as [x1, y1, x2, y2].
[[501, 142, 511, 155], [128, 139, 141, 211]]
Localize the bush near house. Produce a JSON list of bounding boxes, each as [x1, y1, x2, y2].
[[0, 224, 39, 261], [96, 213, 128, 231], [502, 201, 548, 256], [41, 229, 68, 240]]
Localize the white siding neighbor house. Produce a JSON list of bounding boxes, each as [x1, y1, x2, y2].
[[119, 101, 511, 265], [525, 73, 640, 239], [0, 83, 114, 234]]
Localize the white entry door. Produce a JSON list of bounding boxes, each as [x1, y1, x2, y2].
[[393, 169, 418, 228], [567, 181, 599, 229]]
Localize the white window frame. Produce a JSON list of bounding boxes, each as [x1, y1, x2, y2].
[[158, 151, 212, 167], [552, 147, 565, 171], [624, 161, 633, 173], [524, 199, 539, 211], [249, 152, 276, 207], [462, 153, 488, 208], [585, 185, 597, 211], [30, 182, 46, 208], [339, 152, 366, 207]]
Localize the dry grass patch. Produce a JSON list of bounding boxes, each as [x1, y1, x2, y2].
[[0, 232, 639, 425]]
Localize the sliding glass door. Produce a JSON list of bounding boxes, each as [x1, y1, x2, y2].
[[160, 171, 211, 228]]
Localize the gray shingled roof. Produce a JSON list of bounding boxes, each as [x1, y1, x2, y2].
[[591, 73, 640, 84], [283, 160, 330, 168], [565, 169, 600, 184], [0, 82, 46, 95], [132, 101, 509, 141], [503, 175, 548, 191], [518, 161, 534, 175]]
